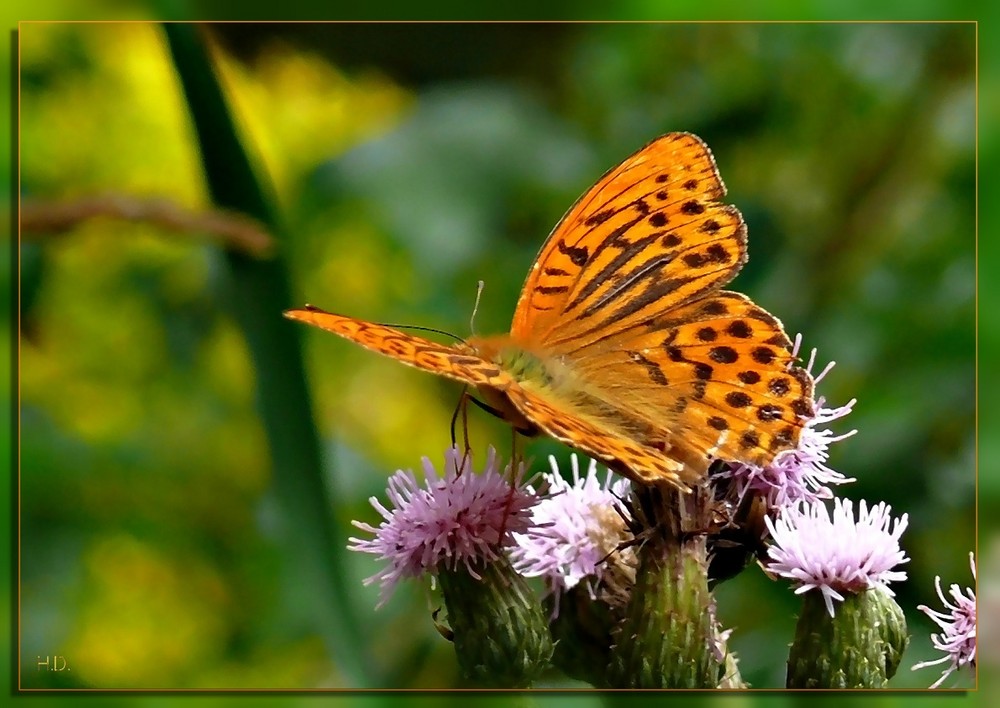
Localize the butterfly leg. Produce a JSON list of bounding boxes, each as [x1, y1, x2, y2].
[[464, 395, 536, 436], [494, 426, 527, 537], [448, 388, 477, 476]]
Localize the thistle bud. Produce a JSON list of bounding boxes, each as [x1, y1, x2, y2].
[[787, 585, 908, 688], [438, 556, 554, 687]]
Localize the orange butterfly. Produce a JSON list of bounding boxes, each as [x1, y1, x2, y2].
[[286, 133, 814, 489]]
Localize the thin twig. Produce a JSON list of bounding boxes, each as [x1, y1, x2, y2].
[[20, 193, 275, 258]]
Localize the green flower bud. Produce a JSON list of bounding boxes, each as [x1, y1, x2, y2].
[[438, 556, 554, 687], [787, 585, 909, 688]]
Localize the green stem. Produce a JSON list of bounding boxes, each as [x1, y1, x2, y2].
[[161, 23, 372, 687], [606, 484, 725, 688]]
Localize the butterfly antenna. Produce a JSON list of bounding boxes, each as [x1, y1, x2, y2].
[[469, 280, 485, 336], [380, 323, 465, 344]]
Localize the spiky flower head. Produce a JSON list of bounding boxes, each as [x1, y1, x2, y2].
[[912, 551, 977, 688], [348, 447, 551, 686], [510, 454, 634, 603], [764, 497, 910, 617], [348, 446, 535, 605], [509, 454, 636, 686]]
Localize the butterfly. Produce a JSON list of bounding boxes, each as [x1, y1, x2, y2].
[[285, 133, 814, 489]]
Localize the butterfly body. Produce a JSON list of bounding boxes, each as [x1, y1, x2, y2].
[[469, 337, 560, 390], [460, 336, 548, 435], [286, 133, 815, 489]]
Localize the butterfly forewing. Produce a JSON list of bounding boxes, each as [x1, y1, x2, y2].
[[505, 131, 814, 476], [284, 306, 515, 391], [512, 133, 747, 351]]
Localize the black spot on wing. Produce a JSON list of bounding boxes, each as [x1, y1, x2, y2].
[[557, 239, 590, 267], [681, 200, 705, 215], [584, 209, 616, 227]]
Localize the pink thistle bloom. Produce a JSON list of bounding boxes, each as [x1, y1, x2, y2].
[[510, 454, 631, 597], [348, 446, 535, 606], [912, 552, 977, 688], [764, 497, 910, 617]]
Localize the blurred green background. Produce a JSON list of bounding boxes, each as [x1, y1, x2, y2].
[[13, 16, 985, 699]]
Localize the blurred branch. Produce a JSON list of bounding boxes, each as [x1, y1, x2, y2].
[[161, 23, 374, 687], [20, 194, 275, 258]]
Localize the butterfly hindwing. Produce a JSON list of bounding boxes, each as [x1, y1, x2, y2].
[[502, 385, 691, 487], [567, 291, 815, 472]]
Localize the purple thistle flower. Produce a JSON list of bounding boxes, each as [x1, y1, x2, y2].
[[764, 497, 910, 617], [721, 337, 857, 509], [510, 454, 632, 599], [348, 446, 535, 606], [912, 552, 977, 688]]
